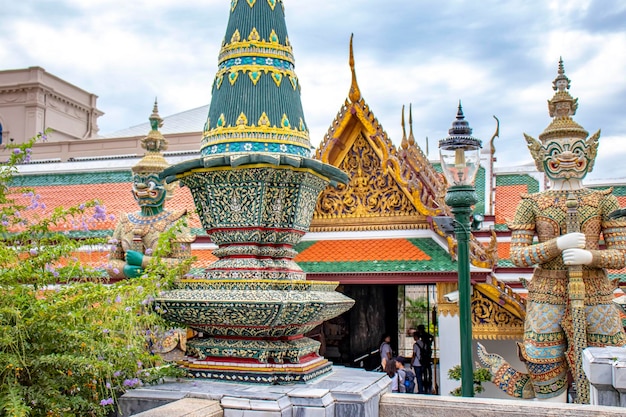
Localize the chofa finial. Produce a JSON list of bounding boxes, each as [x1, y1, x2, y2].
[[400, 105, 408, 149], [348, 34, 361, 103], [408, 103, 416, 146]]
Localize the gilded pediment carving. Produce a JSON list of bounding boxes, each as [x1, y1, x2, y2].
[[312, 133, 425, 231]]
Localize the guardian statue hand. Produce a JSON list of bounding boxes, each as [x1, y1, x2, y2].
[[562, 248, 593, 266], [556, 232, 586, 251], [126, 250, 144, 266]]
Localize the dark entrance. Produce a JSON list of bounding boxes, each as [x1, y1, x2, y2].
[[319, 284, 398, 370]]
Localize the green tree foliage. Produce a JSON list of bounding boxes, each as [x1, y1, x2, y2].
[[0, 132, 189, 416]]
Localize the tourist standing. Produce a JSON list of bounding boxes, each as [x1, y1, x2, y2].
[[411, 332, 425, 394], [416, 324, 433, 394], [385, 358, 406, 393], [379, 334, 392, 369]]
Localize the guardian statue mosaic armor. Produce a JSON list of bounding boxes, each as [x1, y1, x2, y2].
[[107, 102, 195, 280], [478, 59, 626, 404]]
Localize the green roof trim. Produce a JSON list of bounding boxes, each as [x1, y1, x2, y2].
[[495, 174, 540, 193], [590, 185, 626, 197], [293, 240, 317, 253], [11, 171, 132, 187]]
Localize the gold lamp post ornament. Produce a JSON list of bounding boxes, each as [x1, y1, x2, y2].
[[439, 102, 482, 397]]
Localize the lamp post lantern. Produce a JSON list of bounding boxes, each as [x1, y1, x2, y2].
[[439, 102, 482, 397]]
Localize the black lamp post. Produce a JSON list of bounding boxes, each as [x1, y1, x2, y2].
[[439, 102, 482, 397]]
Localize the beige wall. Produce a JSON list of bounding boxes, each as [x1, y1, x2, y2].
[[9, 132, 203, 163], [0, 66, 103, 145]]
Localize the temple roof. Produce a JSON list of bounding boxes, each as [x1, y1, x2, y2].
[[312, 36, 441, 232], [310, 36, 495, 269], [104, 105, 208, 138], [294, 237, 457, 274]]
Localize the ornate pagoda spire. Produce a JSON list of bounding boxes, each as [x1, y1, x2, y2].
[[201, 0, 311, 157], [133, 99, 169, 174], [539, 58, 588, 143]]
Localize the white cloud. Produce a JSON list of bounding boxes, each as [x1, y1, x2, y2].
[[2, 0, 626, 178]]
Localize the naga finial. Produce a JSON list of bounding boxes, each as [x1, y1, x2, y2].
[[490, 115, 500, 157], [400, 105, 408, 149], [408, 103, 416, 147], [348, 34, 361, 103]]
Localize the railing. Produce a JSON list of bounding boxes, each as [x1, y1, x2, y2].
[[352, 348, 381, 371]]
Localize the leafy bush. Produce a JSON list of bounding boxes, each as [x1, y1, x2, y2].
[[448, 364, 492, 396], [0, 132, 189, 416]]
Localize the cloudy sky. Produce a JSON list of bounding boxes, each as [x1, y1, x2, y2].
[[2, 0, 626, 180]]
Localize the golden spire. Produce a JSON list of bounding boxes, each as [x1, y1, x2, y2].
[[149, 97, 164, 131], [539, 58, 587, 143], [400, 105, 408, 149], [348, 34, 361, 103], [408, 103, 416, 146], [133, 100, 169, 174]]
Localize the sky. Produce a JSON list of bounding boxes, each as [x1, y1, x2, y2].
[[2, 0, 626, 181]]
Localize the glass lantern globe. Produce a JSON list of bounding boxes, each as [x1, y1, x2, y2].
[[439, 137, 482, 186]]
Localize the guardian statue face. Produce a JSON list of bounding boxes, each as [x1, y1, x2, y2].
[[542, 136, 591, 180], [523, 59, 600, 182], [132, 172, 166, 208]]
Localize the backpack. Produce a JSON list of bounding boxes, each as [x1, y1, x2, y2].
[[403, 369, 416, 393], [421, 336, 433, 366]]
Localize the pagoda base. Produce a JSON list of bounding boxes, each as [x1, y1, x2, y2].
[[181, 355, 333, 384], [186, 336, 321, 363], [180, 336, 330, 384]]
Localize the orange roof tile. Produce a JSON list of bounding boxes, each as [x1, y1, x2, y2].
[[497, 241, 511, 261], [295, 238, 431, 263], [9, 183, 201, 232], [495, 184, 527, 225]]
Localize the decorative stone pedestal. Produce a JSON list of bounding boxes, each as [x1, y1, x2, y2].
[[157, 159, 353, 384], [119, 366, 390, 417]]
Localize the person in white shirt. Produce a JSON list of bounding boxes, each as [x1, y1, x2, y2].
[[385, 357, 406, 393]]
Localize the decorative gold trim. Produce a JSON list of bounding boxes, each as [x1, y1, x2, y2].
[[437, 282, 458, 318], [309, 214, 428, 232], [472, 285, 525, 340], [437, 282, 525, 340], [475, 282, 526, 320], [473, 323, 525, 340], [219, 40, 294, 63]]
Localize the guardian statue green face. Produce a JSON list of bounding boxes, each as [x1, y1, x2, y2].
[[132, 172, 167, 208]]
